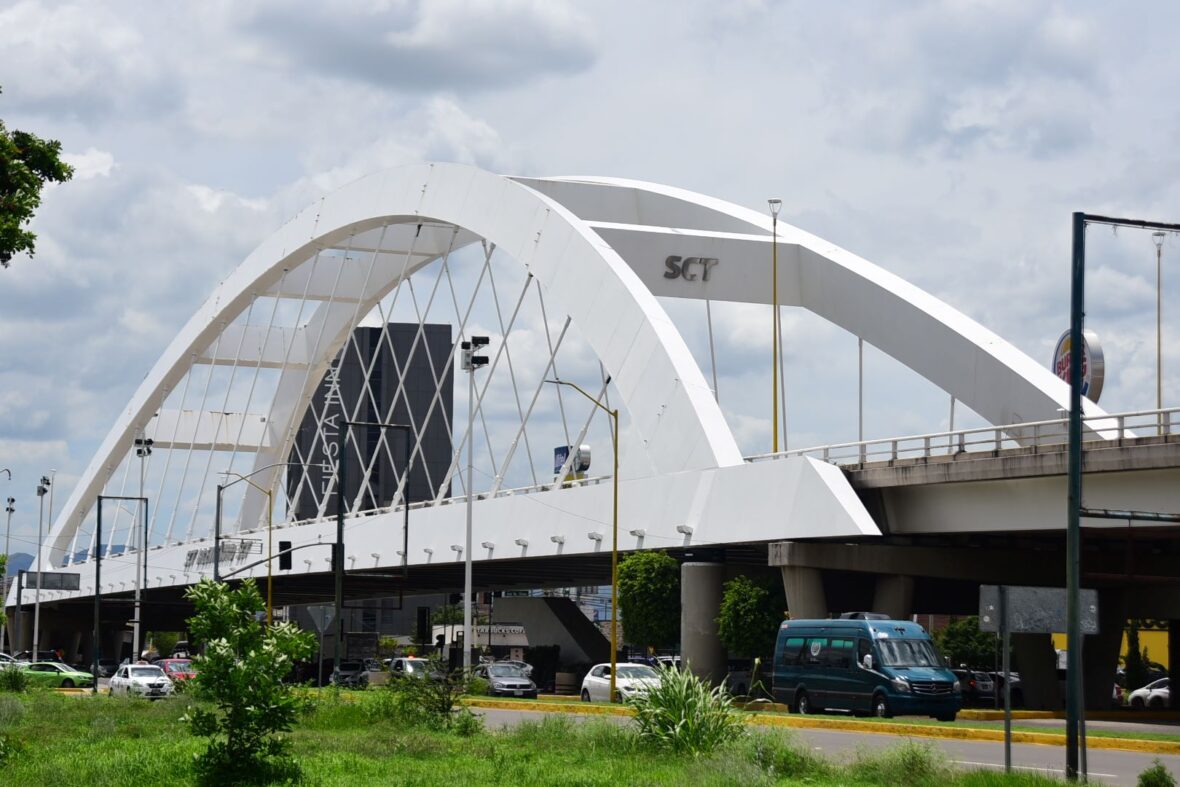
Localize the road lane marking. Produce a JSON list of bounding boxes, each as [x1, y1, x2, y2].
[[952, 760, 1117, 779]]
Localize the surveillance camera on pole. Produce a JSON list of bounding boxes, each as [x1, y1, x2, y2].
[[461, 335, 490, 673]]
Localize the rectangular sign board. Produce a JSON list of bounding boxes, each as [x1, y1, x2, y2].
[[19, 571, 80, 591], [979, 585, 1098, 635]]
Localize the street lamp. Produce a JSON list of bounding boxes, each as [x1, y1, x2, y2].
[[768, 198, 783, 453], [213, 462, 304, 584], [133, 437, 152, 660], [461, 336, 490, 673], [1, 468, 11, 654], [32, 474, 51, 662], [221, 472, 276, 625], [545, 378, 620, 701], [94, 495, 147, 694], [1153, 232, 1166, 433]]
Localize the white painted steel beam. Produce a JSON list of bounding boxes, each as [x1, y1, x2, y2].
[[147, 409, 272, 452], [197, 324, 312, 368]]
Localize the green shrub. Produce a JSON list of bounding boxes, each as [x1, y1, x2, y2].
[[734, 729, 832, 780], [627, 664, 744, 755], [848, 739, 951, 786], [0, 665, 28, 693], [382, 656, 474, 730], [1140, 759, 1178, 787], [467, 676, 489, 696], [182, 579, 316, 785], [452, 707, 484, 737]]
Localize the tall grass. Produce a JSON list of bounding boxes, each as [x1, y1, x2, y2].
[[626, 664, 744, 755]]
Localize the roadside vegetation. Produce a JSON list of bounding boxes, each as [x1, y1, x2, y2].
[[0, 687, 1139, 785]]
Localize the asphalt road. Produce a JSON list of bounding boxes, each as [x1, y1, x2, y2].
[[475, 707, 1180, 786]]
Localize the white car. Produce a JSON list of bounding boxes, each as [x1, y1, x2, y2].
[[1129, 677, 1170, 710], [110, 664, 174, 699], [580, 662, 660, 702]]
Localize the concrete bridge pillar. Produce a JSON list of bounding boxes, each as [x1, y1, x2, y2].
[[1012, 633, 1061, 710], [780, 566, 827, 620], [1083, 589, 1125, 710], [872, 574, 914, 620], [681, 562, 726, 685]]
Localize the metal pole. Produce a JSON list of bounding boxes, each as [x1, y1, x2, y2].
[[858, 338, 864, 442], [1, 494, 12, 654], [402, 431, 411, 578], [1155, 232, 1166, 434], [93, 502, 102, 694], [705, 300, 719, 402], [609, 407, 619, 703], [1000, 585, 1011, 772], [772, 212, 779, 454], [134, 459, 144, 660], [464, 361, 475, 673], [334, 424, 347, 676], [266, 491, 273, 626], [1066, 211, 1085, 780], [33, 484, 44, 662], [140, 501, 149, 657], [213, 485, 223, 582]]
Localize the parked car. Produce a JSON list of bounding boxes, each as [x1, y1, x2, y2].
[[951, 669, 995, 706], [988, 672, 1024, 707], [1129, 677, 1170, 710], [495, 659, 534, 677], [13, 650, 64, 663], [109, 664, 173, 699], [363, 658, 382, 672], [580, 663, 660, 702], [389, 657, 437, 679], [331, 660, 370, 689], [473, 663, 537, 698], [20, 661, 94, 688], [0, 652, 13, 665], [157, 658, 197, 683], [95, 658, 119, 678]]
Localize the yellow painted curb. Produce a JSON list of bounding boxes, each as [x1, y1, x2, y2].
[[958, 709, 1055, 721], [465, 697, 1180, 756]]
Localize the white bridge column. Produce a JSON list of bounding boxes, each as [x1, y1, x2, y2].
[[780, 565, 828, 620], [680, 562, 727, 685]]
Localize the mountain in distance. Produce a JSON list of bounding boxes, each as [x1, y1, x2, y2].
[[4, 552, 33, 575]]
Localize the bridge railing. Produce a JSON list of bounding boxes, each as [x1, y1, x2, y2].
[[746, 407, 1179, 467]]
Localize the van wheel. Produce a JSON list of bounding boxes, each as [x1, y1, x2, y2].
[[873, 694, 892, 718], [795, 690, 811, 715], [581, 689, 591, 703]]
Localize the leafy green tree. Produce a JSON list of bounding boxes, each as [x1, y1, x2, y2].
[[934, 616, 997, 668], [183, 579, 316, 783], [617, 551, 680, 650], [1125, 620, 1150, 691], [1, 88, 73, 268], [716, 575, 785, 659]]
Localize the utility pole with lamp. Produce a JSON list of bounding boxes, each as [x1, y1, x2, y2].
[[0, 467, 11, 654], [1153, 231, 1166, 433], [461, 336, 490, 673], [768, 198, 783, 453], [133, 437, 152, 658], [32, 474, 50, 662]]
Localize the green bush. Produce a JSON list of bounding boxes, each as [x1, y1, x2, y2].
[[182, 578, 316, 785], [848, 739, 952, 786], [627, 663, 744, 755], [0, 665, 28, 693], [0, 694, 24, 727], [382, 656, 474, 730], [734, 729, 832, 780], [452, 707, 484, 737], [1140, 759, 1178, 787]]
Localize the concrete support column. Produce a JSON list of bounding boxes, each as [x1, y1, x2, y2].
[[1012, 632, 1061, 710], [681, 562, 726, 685], [873, 574, 914, 620], [1083, 589, 1125, 710], [780, 565, 827, 620]]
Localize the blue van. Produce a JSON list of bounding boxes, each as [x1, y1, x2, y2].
[[772, 618, 961, 721]]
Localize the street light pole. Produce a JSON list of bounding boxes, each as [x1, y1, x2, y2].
[[545, 379, 619, 701], [221, 473, 274, 625], [32, 475, 50, 661], [133, 438, 151, 658], [1153, 232, 1166, 433], [213, 461, 303, 585], [0, 468, 11, 654], [461, 336, 490, 673], [768, 198, 782, 453]]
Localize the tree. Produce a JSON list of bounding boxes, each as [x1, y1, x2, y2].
[[183, 579, 316, 783], [934, 616, 997, 668], [0, 87, 73, 268], [1125, 619, 1150, 691], [617, 551, 680, 650], [716, 575, 785, 659]]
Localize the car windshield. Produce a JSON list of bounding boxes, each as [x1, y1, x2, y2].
[[131, 667, 164, 678], [403, 661, 425, 672], [617, 665, 659, 679], [164, 661, 193, 673], [876, 639, 943, 668], [488, 665, 525, 678]]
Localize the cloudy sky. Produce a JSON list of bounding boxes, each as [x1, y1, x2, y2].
[[1, 0, 1179, 555]]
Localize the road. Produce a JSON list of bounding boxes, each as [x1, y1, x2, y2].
[[475, 707, 1180, 785]]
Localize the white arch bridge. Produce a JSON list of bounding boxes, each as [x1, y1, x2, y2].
[[9, 164, 1180, 692]]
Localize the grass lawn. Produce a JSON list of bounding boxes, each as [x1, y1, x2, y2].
[[0, 688, 1141, 785]]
